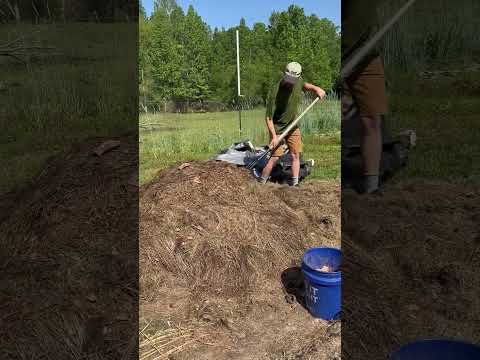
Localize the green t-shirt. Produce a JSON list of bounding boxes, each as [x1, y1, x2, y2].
[[342, 1, 383, 56], [265, 77, 305, 134]]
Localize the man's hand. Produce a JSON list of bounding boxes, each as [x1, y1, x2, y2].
[[316, 87, 326, 99], [269, 135, 279, 150]]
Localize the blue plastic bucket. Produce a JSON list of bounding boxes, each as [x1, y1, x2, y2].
[[391, 339, 480, 359], [301, 247, 341, 320]]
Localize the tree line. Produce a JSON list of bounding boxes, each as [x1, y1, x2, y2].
[[140, 0, 340, 111], [0, 0, 138, 23]]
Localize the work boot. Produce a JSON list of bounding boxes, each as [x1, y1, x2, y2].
[[353, 182, 384, 196], [258, 176, 268, 184], [353, 174, 383, 194], [252, 168, 268, 184]]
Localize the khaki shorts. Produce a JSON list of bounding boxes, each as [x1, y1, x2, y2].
[[272, 127, 302, 157], [344, 55, 388, 116]]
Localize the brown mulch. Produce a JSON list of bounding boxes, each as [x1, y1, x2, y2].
[[1, 135, 138, 359], [342, 180, 480, 360], [139, 161, 341, 359], [140, 161, 340, 302]]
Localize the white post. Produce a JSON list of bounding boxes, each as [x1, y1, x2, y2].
[[236, 29, 241, 97], [236, 29, 242, 132]]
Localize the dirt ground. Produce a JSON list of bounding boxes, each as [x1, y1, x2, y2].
[[342, 180, 480, 359], [139, 161, 341, 359]]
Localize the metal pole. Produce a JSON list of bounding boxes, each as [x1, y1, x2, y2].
[[141, 69, 146, 113], [236, 29, 242, 132]]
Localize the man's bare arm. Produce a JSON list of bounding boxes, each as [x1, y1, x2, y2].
[[265, 117, 278, 148], [304, 82, 326, 99], [265, 117, 276, 136]]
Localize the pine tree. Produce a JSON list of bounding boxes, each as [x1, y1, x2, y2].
[[182, 5, 211, 102], [209, 27, 236, 102], [149, 3, 184, 103], [139, 5, 152, 110]]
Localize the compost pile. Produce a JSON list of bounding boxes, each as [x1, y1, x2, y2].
[[140, 161, 339, 300], [140, 161, 341, 359], [0, 136, 138, 359], [342, 181, 480, 360]]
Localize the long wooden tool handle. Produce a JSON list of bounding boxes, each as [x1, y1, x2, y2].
[[273, 96, 320, 147], [340, 0, 417, 81], [247, 97, 320, 170]]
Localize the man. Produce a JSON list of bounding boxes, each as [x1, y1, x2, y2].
[[257, 62, 326, 186], [342, 0, 387, 194]]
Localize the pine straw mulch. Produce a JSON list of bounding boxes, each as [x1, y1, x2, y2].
[[139, 161, 341, 359], [1, 135, 138, 359], [342, 180, 480, 360]]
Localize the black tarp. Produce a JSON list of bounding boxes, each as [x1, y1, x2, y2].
[[213, 141, 313, 184]]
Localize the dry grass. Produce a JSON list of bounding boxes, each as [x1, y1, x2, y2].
[[139, 323, 213, 360]]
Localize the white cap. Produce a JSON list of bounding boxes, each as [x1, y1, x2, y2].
[[285, 62, 302, 77]]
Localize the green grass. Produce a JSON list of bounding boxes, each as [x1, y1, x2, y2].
[[385, 68, 480, 181], [378, 0, 480, 182], [379, 0, 479, 70], [1, 23, 137, 195], [139, 99, 340, 184]]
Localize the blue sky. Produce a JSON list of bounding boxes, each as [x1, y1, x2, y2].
[[141, 0, 340, 29]]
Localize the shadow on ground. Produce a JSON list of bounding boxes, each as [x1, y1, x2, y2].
[[281, 267, 308, 310]]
